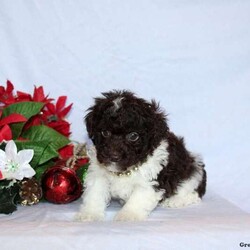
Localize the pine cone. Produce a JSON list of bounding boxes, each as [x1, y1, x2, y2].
[[19, 178, 43, 206]]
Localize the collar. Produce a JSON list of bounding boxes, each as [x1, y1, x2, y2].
[[105, 165, 140, 177]]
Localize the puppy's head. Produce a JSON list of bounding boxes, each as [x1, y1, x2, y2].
[[85, 90, 168, 172]]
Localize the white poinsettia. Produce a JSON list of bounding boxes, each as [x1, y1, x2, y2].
[[0, 140, 35, 181]]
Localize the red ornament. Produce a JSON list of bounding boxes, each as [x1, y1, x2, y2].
[[41, 165, 83, 204]]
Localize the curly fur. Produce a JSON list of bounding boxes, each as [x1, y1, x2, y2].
[[76, 90, 206, 221]]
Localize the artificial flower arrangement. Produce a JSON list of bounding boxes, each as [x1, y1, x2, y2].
[[0, 81, 89, 215]]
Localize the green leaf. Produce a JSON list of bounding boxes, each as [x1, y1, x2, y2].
[[39, 145, 58, 165], [2, 102, 44, 139], [0, 180, 13, 190], [76, 164, 89, 183], [22, 125, 70, 164], [22, 125, 70, 147], [0, 142, 6, 151], [35, 160, 54, 182], [2, 101, 44, 118], [0, 183, 20, 215]]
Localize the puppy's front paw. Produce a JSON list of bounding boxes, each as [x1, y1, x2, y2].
[[114, 209, 147, 221], [74, 211, 105, 222]]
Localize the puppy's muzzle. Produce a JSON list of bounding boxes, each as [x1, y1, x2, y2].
[[109, 152, 121, 162]]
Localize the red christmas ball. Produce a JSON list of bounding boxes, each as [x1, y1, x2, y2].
[[41, 165, 83, 204]]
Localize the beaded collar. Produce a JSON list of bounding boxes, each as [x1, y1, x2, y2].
[[103, 159, 148, 177]]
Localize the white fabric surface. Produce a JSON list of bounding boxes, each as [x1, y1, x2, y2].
[[0, 1, 250, 249], [1, 0, 249, 213], [0, 191, 250, 250]]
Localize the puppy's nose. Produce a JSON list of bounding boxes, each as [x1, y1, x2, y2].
[[110, 153, 121, 162]]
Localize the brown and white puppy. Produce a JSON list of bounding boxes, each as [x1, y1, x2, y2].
[[76, 90, 206, 221]]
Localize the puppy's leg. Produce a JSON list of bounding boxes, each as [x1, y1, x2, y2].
[[161, 168, 203, 208], [75, 172, 110, 222], [114, 186, 163, 221], [162, 191, 201, 208]]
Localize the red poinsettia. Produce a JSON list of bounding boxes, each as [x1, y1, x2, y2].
[[0, 125, 12, 141], [0, 80, 73, 138], [0, 113, 27, 141], [19, 86, 53, 130], [41, 96, 73, 137], [0, 80, 15, 105], [44, 96, 72, 120], [15, 86, 53, 103]]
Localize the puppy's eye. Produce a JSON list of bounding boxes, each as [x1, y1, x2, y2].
[[101, 131, 111, 138], [126, 132, 139, 142]]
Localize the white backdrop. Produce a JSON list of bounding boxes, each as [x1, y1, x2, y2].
[[0, 0, 249, 213]]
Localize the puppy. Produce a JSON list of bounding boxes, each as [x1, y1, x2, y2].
[[76, 90, 206, 221]]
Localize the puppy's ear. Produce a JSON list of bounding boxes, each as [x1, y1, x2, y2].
[[150, 99, 169, 131], [85, 108, 95, 140], [150, 99, 160, 112]]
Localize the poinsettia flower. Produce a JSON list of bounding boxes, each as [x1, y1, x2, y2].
[[0, 113, 27, 141], [0, 140, 35, 180], [0, 125, 12, 142], [0, 80, 15, 105], [46, 120, 71, 137], [39, 96, 72, 136], [33, 86, 53, 103], [16, 86, 53, 103], [43, 96, 72, 120], [0, 113, 27, 127]]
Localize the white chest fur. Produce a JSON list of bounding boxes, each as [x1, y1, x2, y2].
[[85, 140, 169, 203], [108, 172, 149, 202]]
